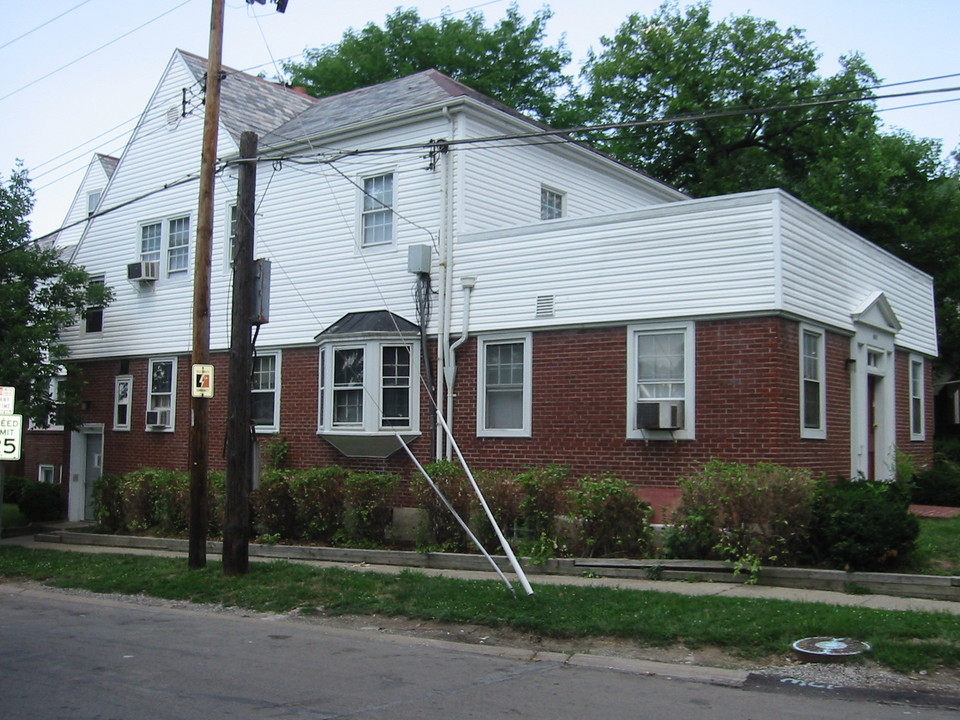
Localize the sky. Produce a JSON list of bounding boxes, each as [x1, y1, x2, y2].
[[2, 0, 958, 238]]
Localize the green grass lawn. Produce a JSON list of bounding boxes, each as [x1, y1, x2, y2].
[[1, 545, 959, 674], [914, 516, 960, 576]]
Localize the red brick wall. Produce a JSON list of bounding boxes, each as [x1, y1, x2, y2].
[[895, 350, 935, 471], [29, 316, 933, 508]]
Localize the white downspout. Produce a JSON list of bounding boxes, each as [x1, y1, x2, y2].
[[445, 277, 475, 459], [435, 107, 456, 460]]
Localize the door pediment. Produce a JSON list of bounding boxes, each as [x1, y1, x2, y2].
[[851, 291, 901, 334]]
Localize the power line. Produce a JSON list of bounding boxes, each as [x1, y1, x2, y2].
[[0, 0, 95, 51], [0, 0, 194, 103]]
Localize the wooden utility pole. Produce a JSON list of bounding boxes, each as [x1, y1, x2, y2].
[[222, 131, 258, 576], [188, 0, 225, 569]]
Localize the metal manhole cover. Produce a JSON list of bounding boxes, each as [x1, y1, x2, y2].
[[792, 637, 871, 662]]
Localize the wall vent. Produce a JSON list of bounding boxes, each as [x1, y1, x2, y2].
[[165, 106, 181, 129], [535, 294, 555, 318]]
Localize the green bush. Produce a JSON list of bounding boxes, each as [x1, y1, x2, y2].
[[569, 475, 652, 558], [18, 481, 64, 522], [93, 473, 124, 532], [912, 460, 960, 507], [343, 471, 398, 545], [666, 460, 818, 570], [472, 469, 524, 552], [412, 460, 472, 552], [289, 466, 347, 542], [807, 477, 920, 571], [515, 465, 569, 540], [250, 470, 297, 540], [3, 475, 28, 504]]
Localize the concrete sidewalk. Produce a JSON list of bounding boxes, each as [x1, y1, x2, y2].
[[3, 525, 959, 616]]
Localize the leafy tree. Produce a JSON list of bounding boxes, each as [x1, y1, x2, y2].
[[0, 164, 113, 428], [578, 1, 878, 198], [285, 5, 572, 122]]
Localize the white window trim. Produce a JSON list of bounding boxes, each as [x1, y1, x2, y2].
[[477, 333, 533, 438], [540, 184, 565, 221], [224, 202, 238, 271], [357, 170, 397, 250], [909, 354, 925, 441], [627, 322, 696, 440], [137, 214, 191, 280], [252, 350, 281, 434], [147, 357, 177, 432], [114, 375, 133, 431], [317, 340, 419, 435], [800, 324, 827, 440], [83, 275, 106, 335]]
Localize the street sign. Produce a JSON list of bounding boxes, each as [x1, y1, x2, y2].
[[0, 414, 23, 461], [192, 364, 214, 398], [0, 386, 14, 415]]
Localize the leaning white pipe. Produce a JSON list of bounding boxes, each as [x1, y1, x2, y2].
[[435, 411, 535, 596], [444, 278, 474, 460], [395, 433, 517, 597]]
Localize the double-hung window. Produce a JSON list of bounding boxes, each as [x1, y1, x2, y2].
[[627, 322, 695, 438], [910, 355, 925, 440], [360, 173, 394, 247], [477, 334, 532, 437], [251, 352, 281, 433], [800, 325, 826, 438], [319, 341, 417, 433], [84, 276, 105, 333], [147, 358, 176, 431], [114, 375, 133, 431], [138, 215, 190, 278]]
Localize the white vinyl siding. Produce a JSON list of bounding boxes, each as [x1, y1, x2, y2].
[[627, 322, 694, 439], [910, 355, 925, 440], [800, 325, 826, 439], [477, 333, 532, 437]]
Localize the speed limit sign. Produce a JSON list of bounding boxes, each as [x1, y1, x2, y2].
[[0, 414, 23, 461]]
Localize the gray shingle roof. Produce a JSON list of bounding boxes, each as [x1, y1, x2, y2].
[[96, 153, 119, 179], [178, 50, 315, 143], [316, 311, 420, 339], [260, 68, 533, 150]]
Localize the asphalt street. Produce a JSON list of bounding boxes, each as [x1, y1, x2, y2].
[[1, 583, 957, 719]]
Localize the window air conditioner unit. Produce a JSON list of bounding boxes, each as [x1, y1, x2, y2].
[[127, 261, 159, 281], [145, 409, 171, 428], [637, 401, 683, 431]]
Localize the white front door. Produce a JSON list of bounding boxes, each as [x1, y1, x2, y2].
[[68, 425, 104, 521]]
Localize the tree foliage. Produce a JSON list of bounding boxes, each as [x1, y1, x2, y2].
[[284, 5, 572, 122], [0, 164, 112, 428]]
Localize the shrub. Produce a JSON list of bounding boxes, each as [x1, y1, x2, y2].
[[412, 460, 472, 552], [289, 466, 347, 542], [343, 471, 398, 545], [3, 475, 28, 504], [250, 469, 296, 540], [807, 476, 920, 571], [666, 460, 818, 571], [569, 475, 652, 558], [912, 460, 960, 507], [472, 469, 523, 552], [93, 473, 125, 532], [515, 465, 569, 540], [18, 481, 64, 522]]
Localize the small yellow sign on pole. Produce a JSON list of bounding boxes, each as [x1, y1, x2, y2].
[[192, 364, 215, 398]]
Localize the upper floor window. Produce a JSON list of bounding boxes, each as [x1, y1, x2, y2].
[[540, 186, 565, 220], [627, 322, 695, 439], [84, 276, 105, 333], [87, 190, 102, 217], [360, 173, 394, 247], [147, 357, 176, 431], [252, 352, 280, 433], [318, 340, 417, 434], [910, 355, 925, 440], [138, 215, 190, 278], [800, 325, 826, 439], [477, 334, 532, 437]]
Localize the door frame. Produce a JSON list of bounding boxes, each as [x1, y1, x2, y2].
[[68, 424, 104, 521]]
